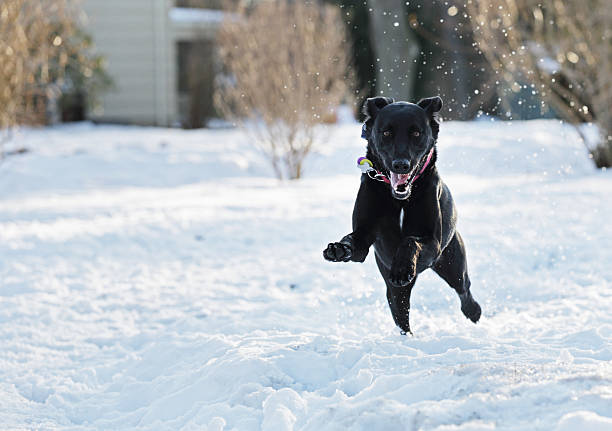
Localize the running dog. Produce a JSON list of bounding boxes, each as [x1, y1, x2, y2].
[[323, 96, 481, 334]]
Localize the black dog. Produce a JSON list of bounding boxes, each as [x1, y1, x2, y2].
[[323, 96, 481, 334]]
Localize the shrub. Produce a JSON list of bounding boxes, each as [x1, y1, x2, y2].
[[468, 0, 612, 167], [215, 1, 354, 179], [0, 0, 109, 155]]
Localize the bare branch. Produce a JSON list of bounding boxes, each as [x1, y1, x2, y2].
[[468, 0, 612, 167], [215, 1, 354, 179]]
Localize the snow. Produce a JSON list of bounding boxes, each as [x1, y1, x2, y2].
[[1, 120, 611, 430], [169, 7, 225, 25], [556, 411, 612, 431]]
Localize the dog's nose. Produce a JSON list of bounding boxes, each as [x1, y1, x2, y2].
[[391, 159, 411, 173]]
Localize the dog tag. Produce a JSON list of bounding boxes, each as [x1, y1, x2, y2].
[[357, 157, 374, 173]]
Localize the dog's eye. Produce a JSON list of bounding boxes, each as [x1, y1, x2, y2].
[[383, 130, 391, 137], [412, 131, 421, 137]]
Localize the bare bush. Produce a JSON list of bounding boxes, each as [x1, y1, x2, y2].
[[0, 0, 108, 157], [1, 1, 77, 129], [468, 0, 612, 167], [215, 1, 354, 179]]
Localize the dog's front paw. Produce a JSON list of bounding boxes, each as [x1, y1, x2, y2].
[[389, 264, 415, 287], [389, 252, 416, 287], [323, 242, 353, 262]]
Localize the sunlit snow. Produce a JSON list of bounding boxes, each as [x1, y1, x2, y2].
[[1, 119, 611, 430]]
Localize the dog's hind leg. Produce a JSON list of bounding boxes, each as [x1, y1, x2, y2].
[[376, 254, 416, 334], [433, 232, 481, 323]]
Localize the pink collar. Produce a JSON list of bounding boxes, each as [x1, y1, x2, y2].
[[411, 148, 435, 183], [357, 148, 434, 185]]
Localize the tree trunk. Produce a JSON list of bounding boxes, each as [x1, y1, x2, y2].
[[366, 0, 420, 101]]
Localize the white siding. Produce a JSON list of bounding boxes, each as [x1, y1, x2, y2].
[[81, 0, 176, 126]]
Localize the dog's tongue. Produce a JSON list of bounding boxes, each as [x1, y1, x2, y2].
[[390, 172, 411, 190]]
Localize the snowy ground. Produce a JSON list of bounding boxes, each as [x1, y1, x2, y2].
[[1, 119, 611, 431]]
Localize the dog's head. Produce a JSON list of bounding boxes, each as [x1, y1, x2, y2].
[[362, 96, 442, 200]]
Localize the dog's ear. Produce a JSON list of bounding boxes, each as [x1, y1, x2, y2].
[[417, 96, 443, 141], [417, 96, 443, 115], [362, 97, 394, 123]]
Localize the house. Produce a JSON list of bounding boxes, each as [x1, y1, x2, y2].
[[81, 0, 224, 127]]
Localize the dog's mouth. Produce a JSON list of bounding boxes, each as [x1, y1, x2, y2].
[[389, 167, 418, 200]]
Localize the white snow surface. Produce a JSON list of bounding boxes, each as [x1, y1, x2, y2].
[[1, 120, 611, 430], [169, 7, 225, 25]]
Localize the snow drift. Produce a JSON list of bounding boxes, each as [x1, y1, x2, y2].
[[0, 119, 611, 430]]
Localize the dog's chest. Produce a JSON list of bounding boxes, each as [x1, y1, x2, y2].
[[392, 203, 424, 237]]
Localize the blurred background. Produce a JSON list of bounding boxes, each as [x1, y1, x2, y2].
[[1, 0, 610, 174], [2, 3, 612, 427]]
